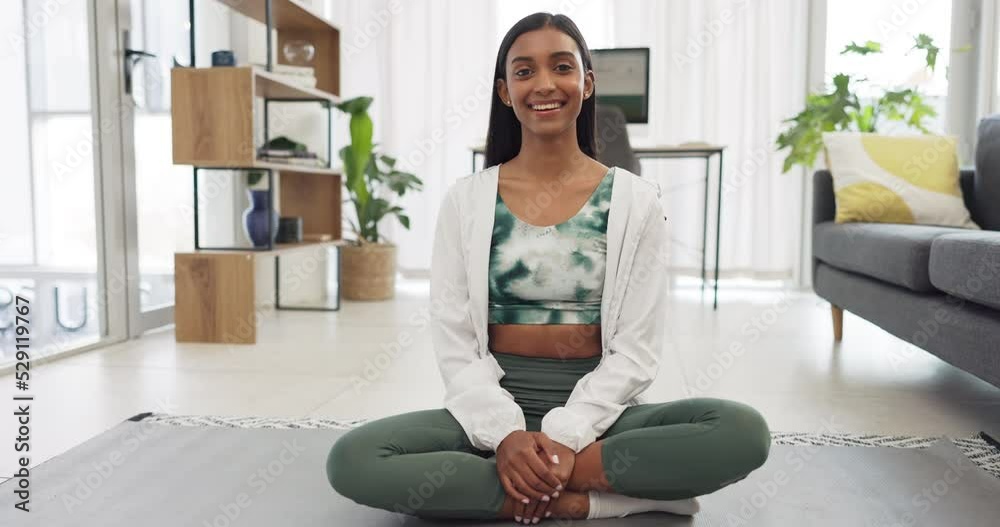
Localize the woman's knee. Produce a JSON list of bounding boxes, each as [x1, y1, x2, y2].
[[715, 399, 771, 471], [326, 425, 384, 502], [326, 409, 463, 503]]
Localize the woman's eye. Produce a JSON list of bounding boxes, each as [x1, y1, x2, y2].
[[556, 64, 573, 72], [515, 68, 531, 77]]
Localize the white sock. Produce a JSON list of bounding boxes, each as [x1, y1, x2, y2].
[[586, 490, 700, 519]]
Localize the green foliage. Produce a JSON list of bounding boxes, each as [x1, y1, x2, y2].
[[911, 33, 939, 72], [841, 40, 881, 55], [247, 170, 266, 188], [334, 96, 423, 245], [776, 34, 944, 173]]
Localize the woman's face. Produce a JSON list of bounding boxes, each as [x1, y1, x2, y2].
[[496, 27, 595, 137]]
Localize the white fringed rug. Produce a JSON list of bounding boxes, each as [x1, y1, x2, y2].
[[139, 412, 1000, 480]]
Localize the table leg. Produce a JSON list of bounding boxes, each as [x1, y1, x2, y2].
[[713, 151, 724, 310], [701, 156, 710, 291]]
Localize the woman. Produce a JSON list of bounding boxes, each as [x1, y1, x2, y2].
[[327, 12, 771, 524]]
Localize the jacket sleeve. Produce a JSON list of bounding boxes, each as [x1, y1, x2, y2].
[[431, 184, 526, 452], [540, 198, 668, 453]]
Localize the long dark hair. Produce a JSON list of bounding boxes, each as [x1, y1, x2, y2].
[[485, 12, 597, 168]]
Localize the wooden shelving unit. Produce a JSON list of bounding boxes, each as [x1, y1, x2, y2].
[[171, 0, 345, 344], [171, 66, 342, 168], [180, 240, 348, 257], [215, 0, 335, 29]]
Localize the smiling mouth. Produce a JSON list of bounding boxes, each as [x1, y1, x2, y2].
[[529, 101, 566, 114]]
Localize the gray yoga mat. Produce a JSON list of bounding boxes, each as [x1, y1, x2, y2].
[[1, 417, 999, 526]]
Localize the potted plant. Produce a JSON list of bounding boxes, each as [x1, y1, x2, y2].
[[776, 34, 944, 173], [335, 96, 423, 300]]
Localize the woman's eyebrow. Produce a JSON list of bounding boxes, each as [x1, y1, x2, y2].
[[510, 51, 576, 64]]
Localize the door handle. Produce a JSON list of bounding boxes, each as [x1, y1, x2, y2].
[[122, 29, 158, 96], [123, 48, 157, 96], [125, 48, 157, 61]]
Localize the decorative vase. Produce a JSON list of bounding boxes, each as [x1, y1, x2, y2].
[[242, 189, 279, 248], [341, 242, 397, 300], [282, 40, 315, 66]]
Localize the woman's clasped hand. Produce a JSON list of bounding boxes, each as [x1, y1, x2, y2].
[[496, 431, 577, 523]]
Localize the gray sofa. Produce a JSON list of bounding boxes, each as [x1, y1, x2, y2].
[[812, 116, 1000, 389]]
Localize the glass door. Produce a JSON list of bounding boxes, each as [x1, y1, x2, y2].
[[116, 0, 196, 335], [0, 0, 131, 366]]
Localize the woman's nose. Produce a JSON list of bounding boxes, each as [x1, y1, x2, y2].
[[533, 70, 557, 93]]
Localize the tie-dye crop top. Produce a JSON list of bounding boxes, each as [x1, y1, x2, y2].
[[487, 167, 614, 325]]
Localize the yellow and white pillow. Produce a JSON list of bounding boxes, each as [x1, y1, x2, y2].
[[822, 132, 978, 228]]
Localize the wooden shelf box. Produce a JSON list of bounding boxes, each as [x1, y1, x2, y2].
[[171, 66, 341, 167], [171, 0, 346, 344]]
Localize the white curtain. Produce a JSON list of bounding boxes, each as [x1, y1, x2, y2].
[[326, 0, 501, 276], [612, 0, 809, 280], [325, 0, 809, 281]]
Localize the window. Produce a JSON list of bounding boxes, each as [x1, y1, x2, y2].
[[825, 0, 953, 133], [0, 0, 102, 362]]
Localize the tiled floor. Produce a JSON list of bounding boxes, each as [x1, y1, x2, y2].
[[1, 278, 998, 477]]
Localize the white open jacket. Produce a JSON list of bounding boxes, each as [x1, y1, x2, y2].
[[430, 163, 669, 454]]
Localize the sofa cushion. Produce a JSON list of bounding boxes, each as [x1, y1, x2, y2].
[[814, 222, 969, 292], [974, 115, 1000, 230], [929, 233, 1000, 310], [823, 132, 978, 228]]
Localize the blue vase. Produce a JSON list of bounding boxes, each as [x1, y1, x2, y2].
[[242, 189, 279, 247]]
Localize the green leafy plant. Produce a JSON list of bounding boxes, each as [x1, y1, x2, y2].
[[335, 96, 423, 245], [776, 34, 944, 173], [247, 169, 266, 188]]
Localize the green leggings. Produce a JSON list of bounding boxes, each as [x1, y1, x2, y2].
[[326, 353, 771, 520]]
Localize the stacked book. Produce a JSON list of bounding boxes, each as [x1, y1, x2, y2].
[[250, 63, 317, 89], [257, 148, 325, 167], [257, 136, 326, 167]]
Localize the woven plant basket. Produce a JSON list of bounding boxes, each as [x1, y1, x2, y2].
[[341, 242, 397, 300]]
